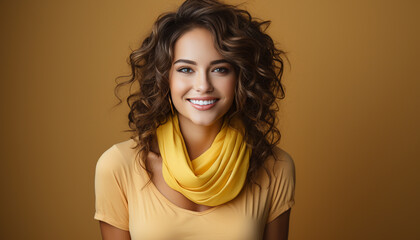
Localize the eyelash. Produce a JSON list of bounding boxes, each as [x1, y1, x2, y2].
[[213, 67, 229, 73], [176, 67, 230, 74], [177, 67, 193, 73]]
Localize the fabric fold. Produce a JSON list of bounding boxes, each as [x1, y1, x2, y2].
[[156, 114, 251, 206]]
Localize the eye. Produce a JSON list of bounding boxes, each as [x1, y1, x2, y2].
[[213, 67, 230, 73], [177, 67, 193, 73]]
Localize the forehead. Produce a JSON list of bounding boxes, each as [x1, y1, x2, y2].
[[172, 27, 224, 63]]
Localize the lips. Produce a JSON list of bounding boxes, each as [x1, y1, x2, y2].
[[187, 98, 219, 110]]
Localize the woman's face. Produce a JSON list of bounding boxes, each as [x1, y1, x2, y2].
[[169, 27, 237, 128]]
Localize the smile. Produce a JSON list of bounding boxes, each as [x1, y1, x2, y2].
[[188, 99, 218, 105], [187, 98, 219, 111]]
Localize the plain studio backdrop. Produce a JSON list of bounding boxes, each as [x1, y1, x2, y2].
[[0, 0, 418, 239]]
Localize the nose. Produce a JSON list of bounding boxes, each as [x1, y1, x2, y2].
[[193, 71, 214, 93]]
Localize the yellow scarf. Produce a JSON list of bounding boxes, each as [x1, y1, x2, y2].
[[156, 114, 251, 207]]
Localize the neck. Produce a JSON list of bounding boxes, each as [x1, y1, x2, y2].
[[177, 115, 223, 160]]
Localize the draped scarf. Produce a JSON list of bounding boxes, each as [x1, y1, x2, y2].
[[156, 114, 251, 206]]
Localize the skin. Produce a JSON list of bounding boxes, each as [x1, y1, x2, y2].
[[99, 27, 291, 239], [169, 27, 237, 160]]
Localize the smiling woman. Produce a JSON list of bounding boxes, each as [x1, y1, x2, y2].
[[94, 0, 295, 239], [169, 27, 237, 129]]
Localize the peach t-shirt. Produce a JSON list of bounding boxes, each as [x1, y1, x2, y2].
[[94, 139, 295, 240]]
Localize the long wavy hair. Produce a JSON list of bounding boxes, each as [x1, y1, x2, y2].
[[114, 0, 287, 186]]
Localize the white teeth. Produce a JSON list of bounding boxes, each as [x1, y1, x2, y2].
[[189, 99, 217, 105]]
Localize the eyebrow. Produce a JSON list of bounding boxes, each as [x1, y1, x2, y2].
[[173, 59, 230, 65]]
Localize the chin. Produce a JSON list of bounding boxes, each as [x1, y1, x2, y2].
[[190, 117, 221, 127], [182, 113, 225, 128]]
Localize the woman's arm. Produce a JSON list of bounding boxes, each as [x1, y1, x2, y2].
[[263, 208, 291, 240], [99, 221, 131, 240]]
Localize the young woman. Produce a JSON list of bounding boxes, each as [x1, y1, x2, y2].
[[94, 0, 296, 239]]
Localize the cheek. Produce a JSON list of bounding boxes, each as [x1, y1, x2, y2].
[[169, 77, 191, 111], [218, 77, 237, 100], [169, 77, 187, 97]]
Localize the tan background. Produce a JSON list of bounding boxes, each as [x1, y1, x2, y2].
[[0, 0, 419, 239]]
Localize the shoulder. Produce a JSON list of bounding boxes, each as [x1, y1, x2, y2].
[[96, 139, 138, 176], [264, 146, 295, 176], [256, 146, 295, 187]]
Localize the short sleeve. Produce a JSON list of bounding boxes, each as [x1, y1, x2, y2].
[[266, 148, 296, 223], [94, 145, 129, 230]]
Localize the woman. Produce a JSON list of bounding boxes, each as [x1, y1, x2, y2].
[[94, 0, 296, 239]]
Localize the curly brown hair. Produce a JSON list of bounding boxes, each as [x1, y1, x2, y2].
[[114, 0, 287, 185]]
